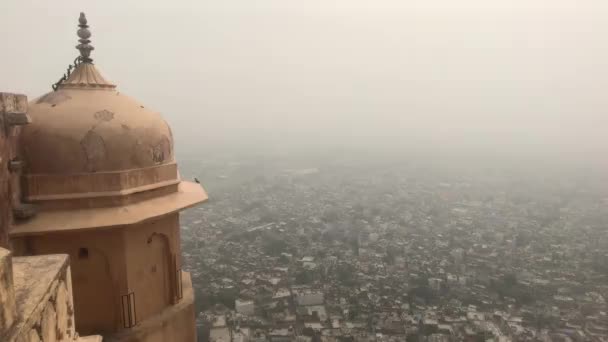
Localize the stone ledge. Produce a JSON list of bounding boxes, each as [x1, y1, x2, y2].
[[4, 112, 32, 126], [9, 254, 69, 340], [11, 181, 208, 236]]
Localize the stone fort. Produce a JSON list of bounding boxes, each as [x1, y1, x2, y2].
[[0, 13, 207, 342]]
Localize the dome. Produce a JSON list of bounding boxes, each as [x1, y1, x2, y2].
[[13, 12, 207, 238], [23, 82, 174, 174], [21, 15, 174, 175], [19, 13, 181, 204]]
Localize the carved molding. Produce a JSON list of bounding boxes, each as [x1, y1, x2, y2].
[[24, 163, 179, 201]]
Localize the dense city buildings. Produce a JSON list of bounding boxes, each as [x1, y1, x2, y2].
[[179, 151, 608, 342], [1, 7, 608, 342]]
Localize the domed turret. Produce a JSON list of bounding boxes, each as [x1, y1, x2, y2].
[[23, 13, 173, 174], [19, 13, 184, 204], [11, 14, 205, 339]]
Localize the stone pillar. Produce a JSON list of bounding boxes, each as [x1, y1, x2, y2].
[[0, 247, 16, 335], [0, 93, 31, 249], [0, 95, 10, 249]]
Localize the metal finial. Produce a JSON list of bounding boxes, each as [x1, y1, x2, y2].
[[76, 12, 94, 63]]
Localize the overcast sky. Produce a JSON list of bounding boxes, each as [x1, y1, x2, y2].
[[2, 0, 608, 161]]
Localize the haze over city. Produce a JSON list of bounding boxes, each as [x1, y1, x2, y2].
[[3, 0, 608, 163], [2, 2, 608, 341]]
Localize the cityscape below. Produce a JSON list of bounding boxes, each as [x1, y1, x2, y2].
[[179, 150, 608, 342], [1, 2, 608, 342]]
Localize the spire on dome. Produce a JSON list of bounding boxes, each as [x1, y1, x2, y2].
[[76, 12, 94, 63], [51, 12, 115, 91]]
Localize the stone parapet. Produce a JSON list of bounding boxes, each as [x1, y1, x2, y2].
[[0, 92, 33, 249], [11, 181, 207, 236], [7, 254, 78, 342], [0, 248, 17, 335]]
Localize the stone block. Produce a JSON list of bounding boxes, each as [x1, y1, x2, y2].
[[66, 267, 73, 310], [11, 255, 69, 342], [55, 281, 68, 340], [8, 158, 24, 172], [0, 93, 30, 127], [49, 279, 58, 302], [4, 112, 32, 126], [0, 247, 16, 334], [13, 203, 38, 220], [0, 93, 28, 114], [28, 328, 41, 342], [41, 303, 57, 342]]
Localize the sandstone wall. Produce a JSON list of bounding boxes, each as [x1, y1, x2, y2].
[[0, 95, 101, 342], [0, 92, 31, 249], [104, 272, 196, 342], [3, 252, 79, 342], [0, 248, 17, 335]]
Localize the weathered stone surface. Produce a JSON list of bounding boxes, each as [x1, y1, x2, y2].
[[66, 267, 74, 310], [12, 255, 67, 316], [55, 281, 68, 340], [40, 303, 57, 342], [0, 253, 81, 341], [0, 93, 28, 114], [5, 112, 32, 126], [9, 255, 69, 341], [0, 93, 30, 127], [65, 267, 76, 340], [0, 94, 14, 249], [49, 279, 58, 302], [0, 92, 29, 249], [28, 328, 41, 342], [0, 247, 16, 334], [32, 310, 41, 327]]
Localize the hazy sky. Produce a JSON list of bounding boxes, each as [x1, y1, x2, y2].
[[2, 0, 608, 160]]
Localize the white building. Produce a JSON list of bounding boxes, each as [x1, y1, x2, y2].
[[236, 299, 255, 315], [428, 278, 443, 291], [296, 290, 324, 306]]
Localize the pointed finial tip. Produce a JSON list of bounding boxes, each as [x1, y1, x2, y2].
[[76, 12, 94, 63]]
